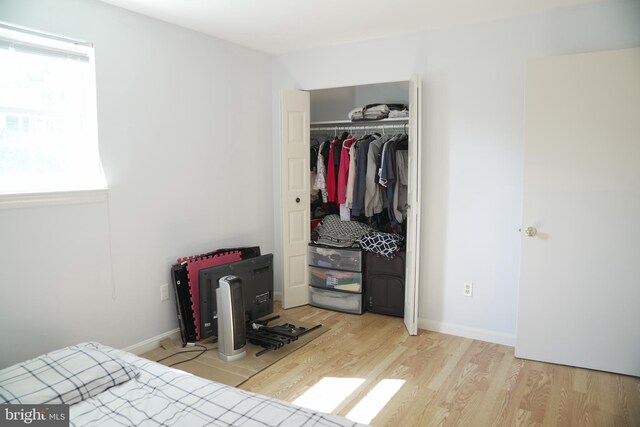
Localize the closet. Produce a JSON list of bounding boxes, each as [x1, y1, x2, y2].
[[280, 77, 422, 335]]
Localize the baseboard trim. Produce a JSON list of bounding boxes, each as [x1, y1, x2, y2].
[[418, 318, 515, 347], [273, 291, 282, 302], [122, 328, 182, 355]]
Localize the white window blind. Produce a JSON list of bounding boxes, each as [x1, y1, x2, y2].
[[0, 22, 106, 195]]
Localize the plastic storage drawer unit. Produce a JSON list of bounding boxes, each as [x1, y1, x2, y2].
[[308, 245, 363, 272], [309, 286, 363, 314], [309, 266, 363, 293]]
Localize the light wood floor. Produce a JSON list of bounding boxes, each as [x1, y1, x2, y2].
[[239, 304, 640, 427]]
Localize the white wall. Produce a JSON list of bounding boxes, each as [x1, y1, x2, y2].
[[272, 0, 640, 345], [310, 82, 409, 122], [0, 0, 273, 367], [310, 87, 356, 122]]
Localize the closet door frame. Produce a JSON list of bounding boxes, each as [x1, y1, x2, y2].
[[403, 75, 422, 335], [279, 77, 423, 337]]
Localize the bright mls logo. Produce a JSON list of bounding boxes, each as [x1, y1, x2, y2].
[[1, 405, 68, 426]]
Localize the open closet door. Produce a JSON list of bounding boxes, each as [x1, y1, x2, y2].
[[404, 75, 423, 335], [280, 90, 311, 309]]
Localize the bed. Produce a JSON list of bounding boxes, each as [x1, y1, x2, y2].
[[0, 342, 367, 427]]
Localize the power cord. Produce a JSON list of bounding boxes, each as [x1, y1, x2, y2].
[[155, 343, 218, 367]]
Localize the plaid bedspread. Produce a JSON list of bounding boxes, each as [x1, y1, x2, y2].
[[2, 343, 367, 427]]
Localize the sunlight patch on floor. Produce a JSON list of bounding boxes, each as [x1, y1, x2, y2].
[[291, 376, 405, 424], [292, 377, 365, 413], [346, 378, 405, 424]]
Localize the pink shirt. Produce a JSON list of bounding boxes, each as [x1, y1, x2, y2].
[[326, 138, 339, 202], [337, 136, 356, 204]]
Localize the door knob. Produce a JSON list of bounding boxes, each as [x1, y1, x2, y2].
[[524, 226, 537, 237], [295, 197, 300, 203]]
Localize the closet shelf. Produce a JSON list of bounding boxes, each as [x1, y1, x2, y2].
[[310, 117, 408, 125]]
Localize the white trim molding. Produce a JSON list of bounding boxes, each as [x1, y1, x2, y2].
[[418, 318, 515, 347], [0, 189, 108, 210], [122, 328, 182, 355]]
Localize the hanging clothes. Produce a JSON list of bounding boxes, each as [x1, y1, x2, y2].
[[364, 135, 389, 217], [320, 138, 331, 169], [393, 149, 408, 223], [380, 135, 399, 223], [337, 135, 356, 220], [378, 136, 393, 187], [313, 140, 328, 203], [310, 142, 319, 172], [351, 134, 378, 216], [346, 142, 358, 207], [326, 133, 348, 203], [310, 122, 409, 235], [325, 137, 339, 202], [337, 136, 357, 204]]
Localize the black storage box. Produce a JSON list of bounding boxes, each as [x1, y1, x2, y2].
[[364, 251, 405, 317]]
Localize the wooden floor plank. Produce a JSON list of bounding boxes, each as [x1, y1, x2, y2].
[[236, 305, 640, 426]]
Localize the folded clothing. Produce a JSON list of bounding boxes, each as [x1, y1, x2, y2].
[[387, 103, 408, 111], [363, 104, 390, 114], [313, 214, 373, 248], [348, 103, 391, 121], [359, 231, 404, 258], [348, 107, 365, 121], [389, 109, 409, 118]]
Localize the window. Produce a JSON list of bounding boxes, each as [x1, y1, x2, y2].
[[0, 22, 106, 196]]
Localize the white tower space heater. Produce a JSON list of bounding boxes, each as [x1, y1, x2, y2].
[[216, 275, 247, 361]]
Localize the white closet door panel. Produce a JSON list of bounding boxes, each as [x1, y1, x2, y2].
[[281, 90, 311, 309], [404, 75, 423, 335]]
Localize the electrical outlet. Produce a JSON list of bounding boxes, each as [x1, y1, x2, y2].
[[160, 283, 169, 301], [464, 282, 473, 297]]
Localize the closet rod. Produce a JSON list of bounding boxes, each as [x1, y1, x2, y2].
[[310, 123, 407, 132]]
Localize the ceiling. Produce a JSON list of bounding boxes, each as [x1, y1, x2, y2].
[[98, 0, 604, 54]]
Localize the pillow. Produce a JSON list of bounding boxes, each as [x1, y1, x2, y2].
[[0, 342, 139, 405]]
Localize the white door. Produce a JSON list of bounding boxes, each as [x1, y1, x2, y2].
[[516, 48, 640, 376], [280, 90, 311, 309], [404, 75, 423, 335]]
